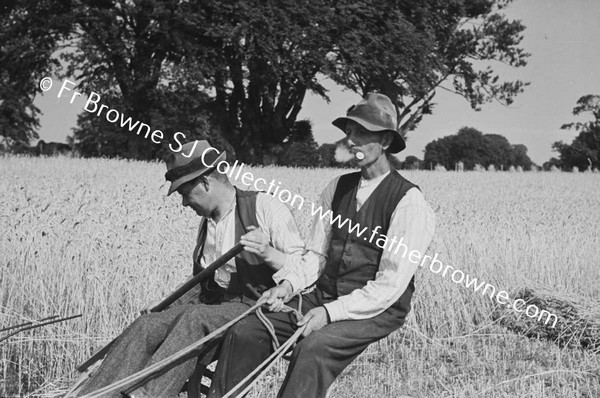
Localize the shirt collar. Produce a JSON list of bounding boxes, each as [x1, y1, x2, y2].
[[209, 193, 236, 224], [359, 170, 391, 189]]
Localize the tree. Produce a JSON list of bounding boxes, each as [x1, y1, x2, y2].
[[423, 136, 452, 170], [424, 126, 531, 170], [64, 0, 330, 161], [278, 140, 319, 168], [328, 0, 529, 136], [560, 95, 600, 133], [172, 0, 529, 162], [277, 120, 320, 167], [542, 157, 561, 172], [70, 84, 233, 159], [184, 1, 338, 163], [425, 127, 487, 170], [70, 94, 128, 158], [482, 134, 513, 170], [10, 0, 528, 160], [552, 95, 600, 171], [511, 144, 533, 170], [402, 155, 422, 170], [0, 0, 72, 147], [63, 0, 212, 159]]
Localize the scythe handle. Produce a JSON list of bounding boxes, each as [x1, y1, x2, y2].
[[76, 243, 244, 372]]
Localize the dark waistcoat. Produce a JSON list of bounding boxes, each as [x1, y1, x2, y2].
[[316, 170, 418, 313], [193, 188, 275, 300]]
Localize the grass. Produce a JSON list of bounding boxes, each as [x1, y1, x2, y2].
[[1, 155, 599, 397]]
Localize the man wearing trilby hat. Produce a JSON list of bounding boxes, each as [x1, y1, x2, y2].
[[209, 93, 436, 398], [78, 140, 305, 397]]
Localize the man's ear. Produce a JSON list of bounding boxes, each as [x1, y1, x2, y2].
[[381, 131, 394, 151], [202, 177, 212, 192]]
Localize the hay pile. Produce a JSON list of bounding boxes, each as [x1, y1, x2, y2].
[[492, 287, 600, 352]]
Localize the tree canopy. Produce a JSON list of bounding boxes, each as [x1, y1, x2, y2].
[[3, 0, 529, 162], [552, 95, 600, 171], [328, 0, 529, 134], [0, 0, 71, 147], [402, 155, 422, 170], [424, 126, 533, 170]]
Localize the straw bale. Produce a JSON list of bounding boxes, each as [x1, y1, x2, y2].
[[492, 287, 600, 352]]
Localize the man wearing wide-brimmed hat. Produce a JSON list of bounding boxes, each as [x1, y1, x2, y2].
[[209, 93, 436, 398], [78, 140, 305, 398]]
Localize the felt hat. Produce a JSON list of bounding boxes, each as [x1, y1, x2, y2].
[[164, 140, 226, 196], [332, 92, 406, 153]]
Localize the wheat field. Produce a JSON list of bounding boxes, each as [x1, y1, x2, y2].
[[1, 155, 600, 397]]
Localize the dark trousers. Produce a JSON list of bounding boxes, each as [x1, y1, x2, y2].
[[78, 300, 252, 398], [208, 289, 408, 398]]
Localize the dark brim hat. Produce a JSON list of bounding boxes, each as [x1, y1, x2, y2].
[[164, 140, 226, 195], [332, 92, 406, 153]]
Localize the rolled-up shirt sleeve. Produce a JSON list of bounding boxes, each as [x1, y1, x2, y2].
[[323, 188, 436, 321], [273, 177, 340, 292]]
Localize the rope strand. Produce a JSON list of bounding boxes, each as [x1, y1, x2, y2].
[[255, 293, 303, 351], [226, 293, 305, 397], [221, 325, 306, 398]]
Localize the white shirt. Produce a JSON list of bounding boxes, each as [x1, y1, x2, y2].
[[274, 172, 436, 322], [195, 192, 305, 288]]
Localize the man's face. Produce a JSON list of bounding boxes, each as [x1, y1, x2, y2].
[[344, 120, 390, 165], [176, 177, 212, 216]]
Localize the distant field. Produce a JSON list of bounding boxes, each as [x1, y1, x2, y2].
[[1, 155, 600, 397]]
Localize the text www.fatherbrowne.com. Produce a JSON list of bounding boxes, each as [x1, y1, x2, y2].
[[44, 77, 558, 329], [197, 145, 559, 329]]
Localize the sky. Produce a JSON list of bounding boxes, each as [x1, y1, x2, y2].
[[33, 0, 600, 165]]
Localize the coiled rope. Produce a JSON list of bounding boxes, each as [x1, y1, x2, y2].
[[255, 293, 303, 351], [222, 293, 305, 398]]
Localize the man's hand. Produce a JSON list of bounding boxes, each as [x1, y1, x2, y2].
[[139, 274, 192, 315], [261, 280, 294, 312], [297, 307, 329, 337], [139, 299, 161, 315], [240, 226, 273, 260]]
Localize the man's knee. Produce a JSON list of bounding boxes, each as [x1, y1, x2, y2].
[[292, 331, 329, 360], [223, 315, 272, 349], [175, 306, 206, 327], [131, 314, 152, 329], [124, 314, 159, 338], [225, 318, 254, 344]]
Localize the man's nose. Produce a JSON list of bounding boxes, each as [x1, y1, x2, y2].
[[346, 134, 356, 146]]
